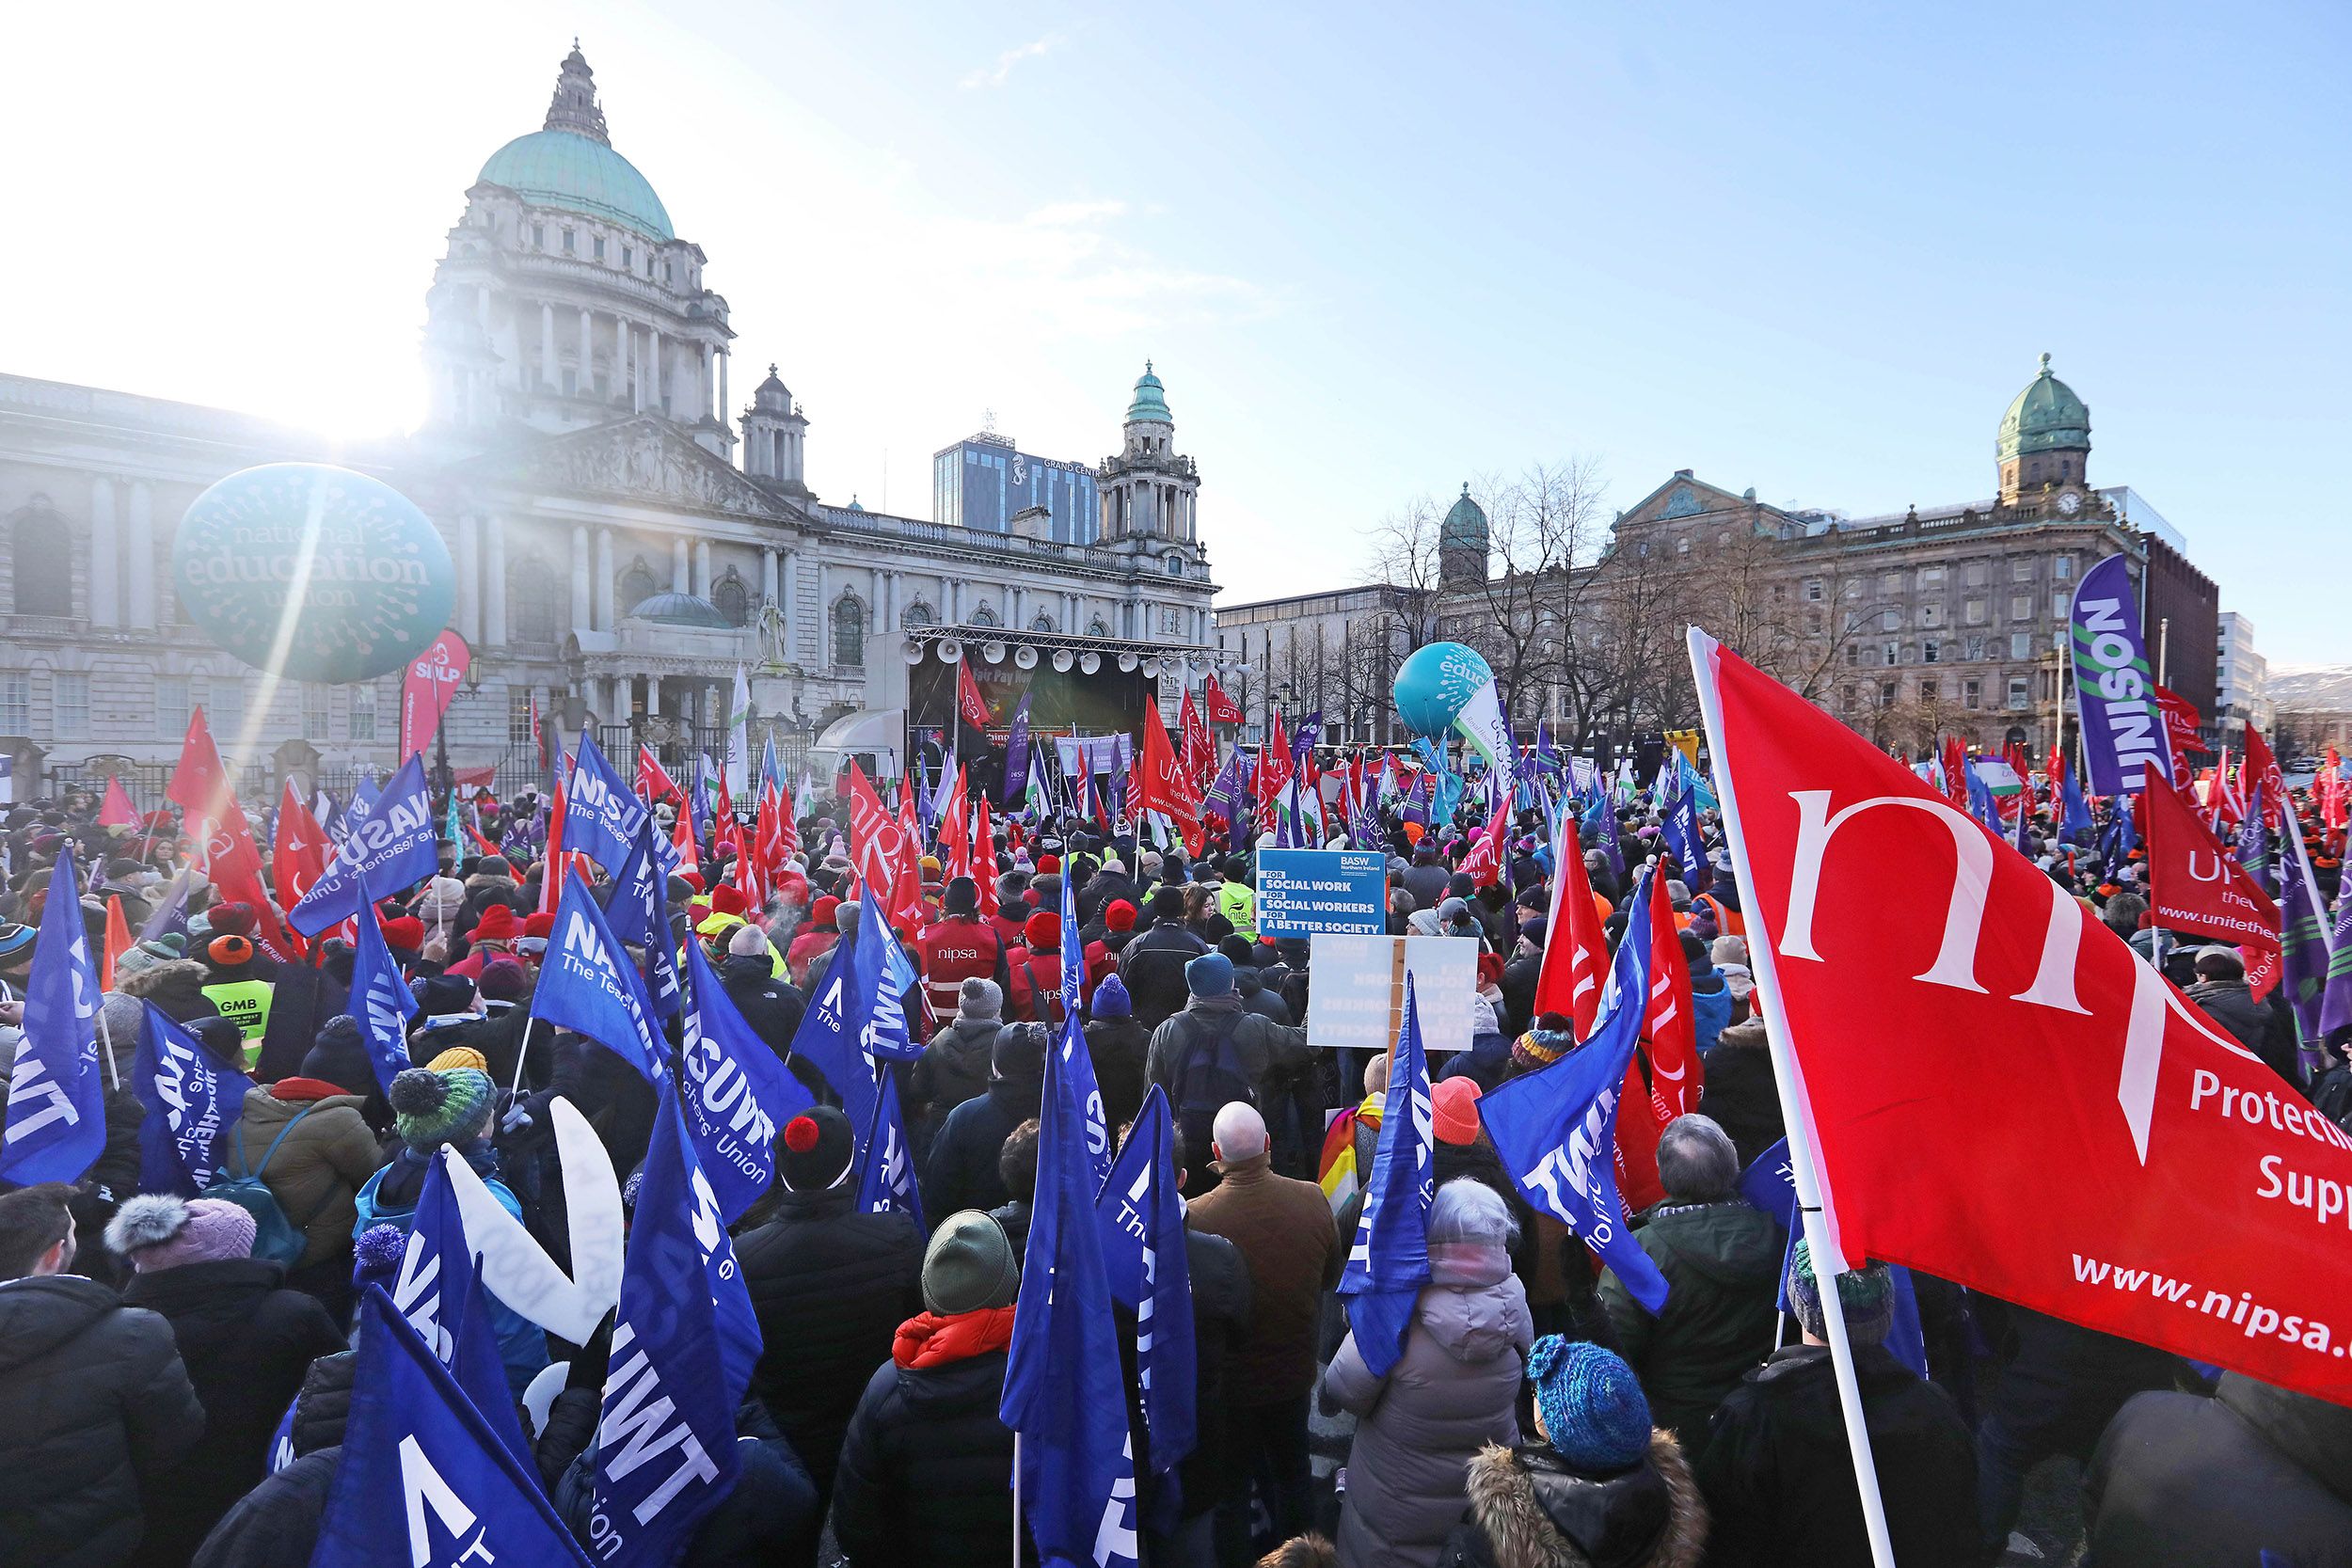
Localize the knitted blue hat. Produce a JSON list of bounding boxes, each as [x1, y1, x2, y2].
[[1092, 972, 1133, 1019], [1184, 953, 1234, 998], [1528, 1337, 1650, 1470]]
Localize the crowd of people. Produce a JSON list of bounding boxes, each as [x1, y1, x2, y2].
[[2, 752, 2349, 1568]]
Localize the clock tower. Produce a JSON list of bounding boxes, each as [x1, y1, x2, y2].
[[1994, 353, 2091, 506]]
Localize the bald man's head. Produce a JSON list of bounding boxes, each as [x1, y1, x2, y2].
[[1211, 1102, 1268, 1164]]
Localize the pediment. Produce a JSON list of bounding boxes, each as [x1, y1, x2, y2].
[[453, 418, 787, 519]]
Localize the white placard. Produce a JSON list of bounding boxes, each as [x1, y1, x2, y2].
[[1305, 934, 1476, 1053]]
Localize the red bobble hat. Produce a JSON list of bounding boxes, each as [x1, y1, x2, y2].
[[521, 911, 556, 941], [710, 884, 747, 917], [468, 906, 523, 944], [1104, 900, 1137, 932], [811, 895, 841, 927], [1023, 910, 1061, 950], [380, 915, 426, 951]]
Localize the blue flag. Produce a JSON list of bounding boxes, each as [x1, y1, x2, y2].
[[1337, 974, 1436, 1377], [604, 816, 681, 1023], [388, 1155, 532, 1448], [350, 888, 420, 1095], [861, 883, 923, 1066], [1661, 780, 1712, 895], [679, 933, 812, 1224], [1057, 874, 1115, 1187], [289, 755, 439, 935], [129, 1002, 252, 1196], [1963, 760, 2001, 835], [787, 927, 880, 1143], [563, 726, 650, 874], [0, 842, 106, 1185], [1002, 990, 1141, 1568], [312, 1287, 588, 1568], [1483, 875, 1672, 1314], [1096, 1085, 1198, 1476], [137, 871, 193, 946], [2059, 766, 2094, 842], [852, 1068, 925, 1227], [591, 1079, 758, 1568], [533, 869, 667, 1083], [1738, 1139, 1926, 1375]]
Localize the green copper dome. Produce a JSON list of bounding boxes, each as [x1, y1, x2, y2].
[[628, 591, 732, 628], [478, 130, 674, 241], [1440, 483, 1489, 551], [1996, 353, 2090, 462], [1126, 361, 1172, 423]]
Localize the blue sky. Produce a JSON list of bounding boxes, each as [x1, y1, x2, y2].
[[6, 1, 2345, 662]]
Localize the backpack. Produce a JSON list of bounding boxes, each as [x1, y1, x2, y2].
[[206, 1105, 320, 1268], [1173, 1017, 1254, 1189]]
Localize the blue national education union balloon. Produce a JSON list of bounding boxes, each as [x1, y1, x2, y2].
[[172, 463, 456, 684], [1392, 641, 1494, 737]]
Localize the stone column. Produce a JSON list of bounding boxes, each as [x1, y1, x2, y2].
[[782, 549, 799, 657], [816, 562, 832, 664], [540, 303, 556, 388], [88, 478, 119, 626], [671, 536, 690, 594], [651, 328, 664, 416], [692, 541, 711, 598], [579, 309, 593, 394], [621, 319, 637, 412], [455, 513, 481, 641], [760, 548, 778, 608], [127, 482, 154, 626], [570, 526, 591, 629], [718, 349, 730, 431], [594, 528, 614, 629], [485, 515, 508, 646]]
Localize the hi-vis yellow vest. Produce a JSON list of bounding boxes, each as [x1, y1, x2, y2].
[[200, 978, 274, 1055]]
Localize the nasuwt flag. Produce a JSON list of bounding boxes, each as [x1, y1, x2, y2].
[[392, 1157, 535, 1472], [350, 886, 420, 1095], [0, 841, 106, 1185], [130, 1002, 253, 1196], [2068, 554, 2172, 796], [1096, 1085, 1199, 1477], [563, 728, 650, 874], [679, 933, 812, 1223], [604, 816, 682, 1022], [532, 868, 667, 1085], [853, 1067, 924, 1227], [398, 630, 472, 762], [289, 755, 438, 935], [1691, 626, 2352, 1402]]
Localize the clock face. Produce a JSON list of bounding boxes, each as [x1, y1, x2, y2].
[[2056, 491, 2081, 515]]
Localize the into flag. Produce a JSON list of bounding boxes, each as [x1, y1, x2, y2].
[[0, 841, 106, 1185], [129, 1002, 253, 1196], [1336, 975, 1436, 1376]]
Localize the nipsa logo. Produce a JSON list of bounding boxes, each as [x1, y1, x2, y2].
[[172, 463, 455, 683]]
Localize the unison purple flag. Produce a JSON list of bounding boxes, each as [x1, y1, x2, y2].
[[2067, 553, 2171, 795]]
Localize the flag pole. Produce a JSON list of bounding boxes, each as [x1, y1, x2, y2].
[[1010, 1433, 1023, 1566], [1685, 626, 1898, 1568], [95, 1000, 121, 1092]]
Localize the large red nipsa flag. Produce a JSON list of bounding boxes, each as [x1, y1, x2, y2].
[[1693, 630, 2352, 1404]]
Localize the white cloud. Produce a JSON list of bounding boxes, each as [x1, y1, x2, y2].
[[961, 32, 1064, 90]]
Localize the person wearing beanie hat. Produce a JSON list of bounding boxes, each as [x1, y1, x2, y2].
[[922, 1023, 1050, 1218], [1678, 930, 1734, 1056], [1432, 1075, 1484, 1146], [475, 956, 529, 1009], [735, 1108, 926, 1504], [377, 913, 427, 956], [352, 1067, 547, 1396], [1442, 1337, 1706, 1568], [1512, 1016, 1576, 1073], [1139, 947, 1313, 1178], [915, 877, 1010, 1024], [1696, 1240, 1976, 1568], [715, 917, 806, 1061], [908, 977, 1006, 1152], [105, 1194, 347, 1566], [786, 895, 843, 988], [1184, 950, 1234, 998], [1324, 1179, 1534, 1568], [1104, 897, 1137, 934], [223, 1030, 380, 1303], [1079, 971, 1149, 1132], [1115, 882, 1210, 1029], [195, 929, 275, 1055], [1597, 1114, 1783, 1464], [1004, 909, 1070, 1026], [832, 1211, 1021, 1567]]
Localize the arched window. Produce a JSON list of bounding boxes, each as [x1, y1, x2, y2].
[[1087, 617, 1109, 638], [712, 570, 750, 627], [509, 555, 564, 642], [901, 600, 936, 627], [618, 560, 658, 614], [834, 597, 866, 667], [10, 505, 71, 617], [970, 603, 1000, 627], [1031, 612, 1056, 633]]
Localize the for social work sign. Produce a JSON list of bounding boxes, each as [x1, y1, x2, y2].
[[1256, 848, 1388, 936]]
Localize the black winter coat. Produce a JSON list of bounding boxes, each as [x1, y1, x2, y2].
[[1499, 952, 1542, 1039], [1695, 1343, 1977, 1568], [1118, 923, 1210, 1030], [548, 1395, 823, 1568], [1696, 1020, 1784, 1171], [1168, 1227, 1252, 1519], [833, 1338, 1031, 1568], [2185, 976, 2304, 1089], [1438, 1436, 1708, 1568], [121, 1259, 347, 1568], [922, 1072, 1042, 1219], [1083, 1015, 1152, 1132], [736, 1185, 925, 1497], [0, 1274, 206, 1568], [187, 1351, 354, 1568], [910, 1018, 999, 1146], [720, 951, 806, 1056], [2085, 1373, 2352, 1568]]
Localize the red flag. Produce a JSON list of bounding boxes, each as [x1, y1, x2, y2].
[[1694, 628, 2352, 1403], [2143, 781, 2281, 956], [938, 767, 972, 878], [1179, 690, 1216, 791], [734, 818, 765, 909], [1939, 735, 1969, 811], [102, 895, 132, 992], [1136, 701, 1201, 835], [671, 803, 703, 880], [1256, 710, 1293, 833], [957, 660, 992, 729], [206, 801, 297, 962], [538, 775, 566, 917], [1456, 790, 1511, 888], [2241, 723, 2284, 830], [846, 761, 924, 930], [1613, 1058, 1667, 1214], [1639, 868, 1705, 1123], [2154, 686, 2206, 787], [398, 630, 471, 762], [1533, 820, 1609, 1036], [98, 775, 138, 830], [167, 709, 233, 835], [1201, 673, 1245, 726], [272, 781, 330, 916], [973, 795, 999, 919], [638, 746, 684, 810]]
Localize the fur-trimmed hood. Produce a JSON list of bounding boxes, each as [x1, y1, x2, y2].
[[1457, 1435, 1706, 1568]]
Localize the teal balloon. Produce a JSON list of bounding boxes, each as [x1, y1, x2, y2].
[[172, 464, 455, 684], [1392, 641, 1493, 737]]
